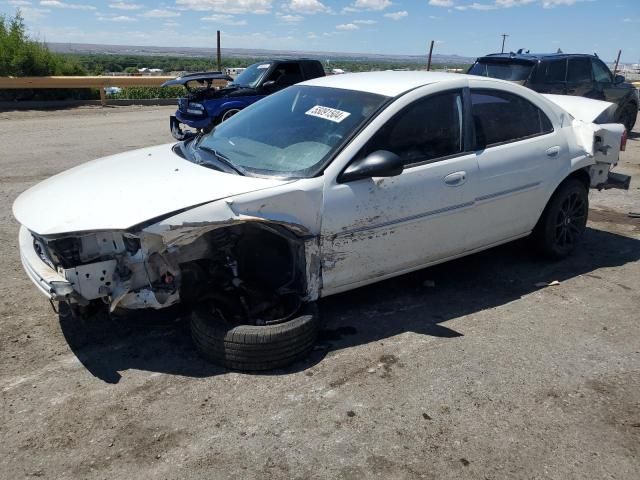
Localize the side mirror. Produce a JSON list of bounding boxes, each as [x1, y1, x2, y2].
[[339, 150, 403, 183], [614, 74, 625, 84], [261, 80, 276, 92]]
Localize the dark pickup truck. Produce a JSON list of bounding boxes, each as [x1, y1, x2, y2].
[[468, 52, 638, 132], [163, 59, 326, 140]]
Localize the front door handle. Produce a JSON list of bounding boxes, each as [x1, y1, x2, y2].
[[444, 171, 467, 187], [546, 146, 561, 157]]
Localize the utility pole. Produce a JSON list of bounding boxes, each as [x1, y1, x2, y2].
[[501, 33, 509, 53], [613, 49, 622, 75], [427, 40, 435, 71], [216, 30, 222, 72]]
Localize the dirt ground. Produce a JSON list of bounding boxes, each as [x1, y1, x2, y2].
[[0, 106, 638, 480]]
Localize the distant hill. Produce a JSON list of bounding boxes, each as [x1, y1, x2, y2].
[[47, 42, 476, 66]]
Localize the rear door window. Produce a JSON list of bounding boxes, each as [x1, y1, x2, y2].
[[471, 89, 553, 148], [532, 59, 567, 83], [567, 57, 592, 83]]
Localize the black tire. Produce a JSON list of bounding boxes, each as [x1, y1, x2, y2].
[[532, 178, 589, 259], [191, 302, 319, 371], [619, 103, 637, 133]]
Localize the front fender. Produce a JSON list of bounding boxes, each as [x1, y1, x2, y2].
[[208, 100, 250, 118]]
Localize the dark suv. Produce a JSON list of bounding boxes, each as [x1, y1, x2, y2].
[[468, 52, 638, 132]]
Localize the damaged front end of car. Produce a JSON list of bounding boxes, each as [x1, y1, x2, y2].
[[28, 217, 318, 325]]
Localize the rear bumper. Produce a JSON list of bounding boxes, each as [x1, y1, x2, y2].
[[18, 226, 76, 301], [597, 172, 632, 191]]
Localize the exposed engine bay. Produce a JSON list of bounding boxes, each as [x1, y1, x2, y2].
[[32, 222, 308, 325]]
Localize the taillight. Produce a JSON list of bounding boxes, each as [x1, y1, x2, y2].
[[621, 129, 627, 152]]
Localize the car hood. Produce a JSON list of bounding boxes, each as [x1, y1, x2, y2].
[[13, 144, 290, 236], [189, 86, 257, 101], [161, 72, 233, 88]]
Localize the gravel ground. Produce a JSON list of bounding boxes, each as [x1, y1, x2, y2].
[[0, 106, 638, 480]]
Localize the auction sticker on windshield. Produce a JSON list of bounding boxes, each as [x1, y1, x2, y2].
[[257, 64, 271, 69], [305, 105, 351, 123]]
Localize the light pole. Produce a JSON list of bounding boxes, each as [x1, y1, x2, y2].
[[501, 34, 509, 53]]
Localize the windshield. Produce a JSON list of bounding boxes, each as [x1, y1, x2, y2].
[[468, 60, 534, 81], [231, 62, 271, 88], [192, 85, 388, 178]]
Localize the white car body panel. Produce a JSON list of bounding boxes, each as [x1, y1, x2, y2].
[[320, 79, 480, 291], [12, 144, 290, 236], [13, 72, 629, 311], [542, 94, 613, 123], [301, 70, 464, 96]]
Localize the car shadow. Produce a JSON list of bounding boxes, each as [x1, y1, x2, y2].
[[59, 226, 640, 384], [316, 226, 639, 355]]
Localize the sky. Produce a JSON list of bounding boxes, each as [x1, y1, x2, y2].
[[1, 0, 639, 62]]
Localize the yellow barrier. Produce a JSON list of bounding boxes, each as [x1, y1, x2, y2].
[[0, 75, 222, 105]]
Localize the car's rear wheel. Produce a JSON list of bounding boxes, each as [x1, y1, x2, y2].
[[191, 301, 319, 371], [532, 178, 589, 259], [619, 103, 637, 133]]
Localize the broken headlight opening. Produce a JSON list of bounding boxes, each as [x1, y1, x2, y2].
[[32, 221, 306, 325], [186, 102, 205, 116]]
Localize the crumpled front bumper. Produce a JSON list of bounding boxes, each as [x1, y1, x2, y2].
[[170, 114, 209, 141], [18, 226, 77, 302], [175, 110, 211, 129]]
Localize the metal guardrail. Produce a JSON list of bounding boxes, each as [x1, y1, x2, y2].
[[0, 76, 176, 106], [2, 76, 639, 108]]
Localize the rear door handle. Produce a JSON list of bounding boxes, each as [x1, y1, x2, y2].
[[546, 146, 561, 157], [444, 171, 467, 187]]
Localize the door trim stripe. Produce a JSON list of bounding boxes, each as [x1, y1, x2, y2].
[[332, 181, 541, 238], [335, 201, 475, 237], [475, 181, 541, 202]]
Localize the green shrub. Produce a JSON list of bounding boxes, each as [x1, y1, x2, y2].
[[111, 86, 183, 99]]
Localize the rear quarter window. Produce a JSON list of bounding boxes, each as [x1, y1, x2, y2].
[[468, 60, 533, 81]]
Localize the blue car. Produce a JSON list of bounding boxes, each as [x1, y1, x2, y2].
[[163, 59, 326, 140]]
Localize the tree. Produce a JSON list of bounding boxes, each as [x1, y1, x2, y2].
[[0, 10, 85, 77]]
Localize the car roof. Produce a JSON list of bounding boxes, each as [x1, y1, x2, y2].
[[478, 52, 598, 62], [301, 71, 471, 97], [252, 58, 319, 64]]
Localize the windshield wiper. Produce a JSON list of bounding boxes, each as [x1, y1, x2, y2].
[[197, 146, 246, 176]]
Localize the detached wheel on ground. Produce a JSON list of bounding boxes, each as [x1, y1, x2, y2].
[[191, 302, 319, 371], [532, 178, 589, 259]]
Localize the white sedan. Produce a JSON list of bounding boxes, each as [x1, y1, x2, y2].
[[13, 72, 630, 370]]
